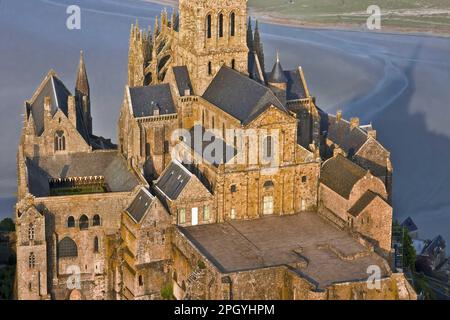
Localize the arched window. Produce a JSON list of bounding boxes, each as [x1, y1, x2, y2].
[[93, 215, 101, 226], [264, 136, 273, 159], [218, 13, 224, 37], [79, 215, 89, 230], [263, 180, 274, 189], [208, 61, 212, 76], [28, 252, 35, 269], [28, 223, 35, 241], [231, 59, 236, 70], [58, 237, 78, 258], [54, 131, 66, 152], [94, 236, 99, 253], [67, 216, 75, 228], [206, 14, 212, 39], [230, 12, 236, 37]]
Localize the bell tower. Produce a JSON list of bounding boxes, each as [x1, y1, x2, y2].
[[176, 0, 249, 95]]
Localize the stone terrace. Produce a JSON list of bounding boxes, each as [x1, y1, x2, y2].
[[179, 212, 390, 289]]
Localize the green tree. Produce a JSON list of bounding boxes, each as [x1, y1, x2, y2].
[[403, 227, 416, 272], [0, 218, 15, 232]]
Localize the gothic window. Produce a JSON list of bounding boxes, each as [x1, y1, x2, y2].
[[264, 136, 273, 159], [203, 205, 210, 221], [230, 12, 236, 37], [54, 131, 66, 152], [206, 14, 212, 38], [58, 237, 78, 258], [28, 223, 35, 241], [208, 61, 212, 76], [94, 236, 99, 253], [28, 252, 35, 269], [67, 216, 75, 228], [93, 214, 101, 226], [179, 209, 186, 224], [219, 13, 224, 37], [79, 215, 89, 230]]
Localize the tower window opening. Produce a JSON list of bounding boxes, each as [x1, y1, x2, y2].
[[219, 14, 224, 38], [206, 14, 212, 39], [230, 12, 236, 37], [28, 223, 35, 241], [54, 131, 66, 152], [29, 252, 36, 269]]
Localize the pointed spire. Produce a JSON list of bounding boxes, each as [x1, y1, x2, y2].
[[247, 17, 254, 52], [268, 51, 287, 84], [76, 50, 89, 97], [154, 16, 160, 37], [254, 20, 265, 73]]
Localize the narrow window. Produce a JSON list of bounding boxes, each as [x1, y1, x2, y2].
[[94, 236, 99, 253], [202, 110, 205, 125], [264, 136, 273, 159], [139, 275, 143, 286], [231, 208, 236, 220], [79, 215, 89, 230], [28, 223, 35, 241], [230, 185, 237, 193], [67, 216, 75, 228], [203, 205, 210, 221], [208, 62, 212, 76], [179, 209, 186, 224], [93, 214, 101, 226], [231, 59, 236, 70], [54, 131, 66, 151], [219, 13, 224, 38], [206, 14, 212, 39], [212, 116, 215, 129], [29, 252, 35, 269], [230, 12, 236, 37], [301, 176, 307, 183]]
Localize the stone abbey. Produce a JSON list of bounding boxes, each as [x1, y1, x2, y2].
[[15, 0, 415, 300]]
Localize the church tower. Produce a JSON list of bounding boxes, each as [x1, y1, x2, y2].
[[76, 51, 92, 135], [176, 0, 249, 95]]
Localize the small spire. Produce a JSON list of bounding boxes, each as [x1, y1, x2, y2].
[[268, 51, 287, 84], [276, 51, 280, 63], [76, 50, 90, 97]]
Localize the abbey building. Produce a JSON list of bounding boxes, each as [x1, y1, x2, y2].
[[15, 0, 415, 300]]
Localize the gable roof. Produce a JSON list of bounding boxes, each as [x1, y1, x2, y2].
[[321, 155, 367, 199], [401, 217, 419, 233], [129, 84, 176, 118], [173, 66, 193, 96], [348, 190, 379, 217], [202, 66, 287, 124], [154, 161, 192, 201], [126, 188, 155, 223], [28, 73, 72, 136]]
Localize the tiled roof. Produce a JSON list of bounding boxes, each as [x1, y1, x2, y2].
[[321, 155, 367, 199], [203, 66, 287, 124], [126, 188, 155, 223], [173, 66, 193, 96], [348, 191, 379, 217], [129, 84, 176, 118]]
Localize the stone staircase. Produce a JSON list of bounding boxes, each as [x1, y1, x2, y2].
[[183, 267, 207, 300]]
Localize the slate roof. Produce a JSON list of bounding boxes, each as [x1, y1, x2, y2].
[[155, 161, 192, 201], [320, 112, 368, 157], [126, 188, 155, 223], [348, 191, 379, 217], [248, 52, 265, 84], [422, 235, 446, 257], [28, 74, 71, 136], [268, 58, 287, 84], [401, 217, 419, 233], [321, 155, 367, 199], [285, 69, 307, 101], [173, 66, 193, 96], [26, 151, 140, 197], [129, 84, 176, 118], [202, 66, 287, 124]]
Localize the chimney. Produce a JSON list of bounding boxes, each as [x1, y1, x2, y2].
[[68, 96, 76, 126], [336, 110, 342, 122], [350, 117, 360, 130]]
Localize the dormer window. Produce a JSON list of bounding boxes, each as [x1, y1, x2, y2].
[[54, 131, 66, 152]]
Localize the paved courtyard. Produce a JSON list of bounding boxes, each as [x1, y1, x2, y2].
[[179, 212, 390, 289]]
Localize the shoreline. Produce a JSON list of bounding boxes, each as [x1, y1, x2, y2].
[[141, 0, 450, 39]]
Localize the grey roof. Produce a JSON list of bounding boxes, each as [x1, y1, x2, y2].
[[129, 84, 176, 118], [26, 151, 140, 197], [348, 191, 379, 217], [285, 69, 307, 101], [321, 155, 367, 199], [203, 66, 287, 124], [422, 235, 446, 256], [248, 52, 264, 84], [126, 188, 155, 223], [320, 112, 368, 157], [401, 217, 419, 233], [268, 58, 287, 84], [28, 74, 71, 136], [173, 66, 193, 96], [155, 161, 192, 201]]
